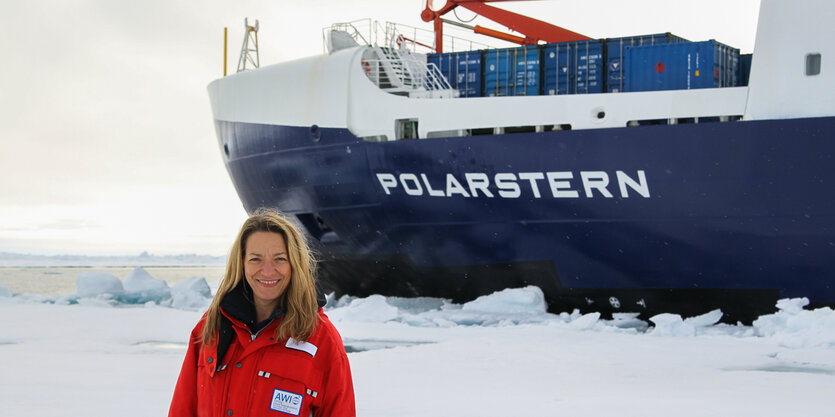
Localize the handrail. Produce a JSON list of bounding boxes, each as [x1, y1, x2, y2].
[[384, 20, 495, 53], [323, 19, 373, 52], [361, 54, 456, 95], [324, 20, 460, 98], [323, 19, 496, 54], [425, 63, 453, 90]]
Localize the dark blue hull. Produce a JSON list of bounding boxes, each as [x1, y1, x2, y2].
[[217, 116, 835, 322]]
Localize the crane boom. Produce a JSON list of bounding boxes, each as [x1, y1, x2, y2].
[[422, 0, 591, 52]]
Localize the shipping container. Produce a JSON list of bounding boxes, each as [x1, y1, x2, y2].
[[738, 53, 753, 86], [482, 45, 540, 96], [541, 40, 604, 95], [625, 40, 740, 92], [605, 33, 689, 92], [427, 51, 483, 97]]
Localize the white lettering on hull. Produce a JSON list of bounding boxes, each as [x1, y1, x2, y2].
[[376, 171, 650, 199]]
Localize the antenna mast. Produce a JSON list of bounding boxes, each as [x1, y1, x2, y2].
[[237, 18, 260, 72]]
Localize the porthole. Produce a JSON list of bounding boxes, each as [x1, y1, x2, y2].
[[591, 107, 606, 123], [310, 124, 321, 142]]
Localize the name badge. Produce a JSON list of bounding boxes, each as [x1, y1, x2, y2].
[[270, 389, 303, 416]]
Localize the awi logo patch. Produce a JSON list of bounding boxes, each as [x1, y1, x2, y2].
[[270, 389, 303, 416]]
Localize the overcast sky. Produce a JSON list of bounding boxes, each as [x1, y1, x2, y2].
[[0, 0, 760, 256]]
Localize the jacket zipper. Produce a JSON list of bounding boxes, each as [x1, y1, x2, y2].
[[239, 320, 274, 413], [217, 319, 273, 415], [250, 319, 274, 341]]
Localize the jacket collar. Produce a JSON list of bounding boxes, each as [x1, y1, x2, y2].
[[219, 280, 328, 334], [220, 281, 285, 334], [214, 280, 328, 365]]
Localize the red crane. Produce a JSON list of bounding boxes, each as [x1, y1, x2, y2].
[[421, 0, 591, 53]]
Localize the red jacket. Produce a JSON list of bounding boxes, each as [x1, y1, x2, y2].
[[169, 308, 355, 417]]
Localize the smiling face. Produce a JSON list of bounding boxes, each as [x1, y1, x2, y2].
[[243, 231, 293, 321]]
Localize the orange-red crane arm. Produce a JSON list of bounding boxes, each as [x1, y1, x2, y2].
[[422, 0, 591, 52]]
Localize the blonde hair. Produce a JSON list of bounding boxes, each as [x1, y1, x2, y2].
[[201, 208, 320, 345]]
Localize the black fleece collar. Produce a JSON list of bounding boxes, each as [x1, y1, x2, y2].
[[219, 280, 328, 334], [215, 281, 328, 365], [220, 281, 285, 334]]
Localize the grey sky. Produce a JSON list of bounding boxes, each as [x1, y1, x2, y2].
[[0, 0, 759, 256]]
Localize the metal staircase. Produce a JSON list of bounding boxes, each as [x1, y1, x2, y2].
[[365, 45, 456, 98], [326, 20, 457, 98], [372, 45, 414, 92]]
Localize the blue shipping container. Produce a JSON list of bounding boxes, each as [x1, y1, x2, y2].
[[605, 33, 689, 92], [427, 51, 483, 97], [483, 46, 540, 96], [625, 40, 740, 92], [541, 40, 604, 95], [737, 53, 753, 87]]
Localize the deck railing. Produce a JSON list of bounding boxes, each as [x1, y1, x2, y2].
[[323, 19, 496, 54]]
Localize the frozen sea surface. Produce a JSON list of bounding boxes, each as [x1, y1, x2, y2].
[[1, 272, 834, 416]]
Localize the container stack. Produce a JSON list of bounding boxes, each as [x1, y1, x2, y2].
[[541, 39, 604, 95], [426, 33, 747, 97], [605, 33, 690, 92], [482, 45, 540, 96], [427, 50, 483, 97], [624, 40, 740, 92]]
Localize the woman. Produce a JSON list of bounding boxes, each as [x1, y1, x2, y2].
[[169, 209, 355, 417]]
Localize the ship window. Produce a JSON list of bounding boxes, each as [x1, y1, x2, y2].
[[359, 135, 389, 142], [627, 118, 669, 126], [627, 115, 742, 127], [395, 118, 419, 140], [503, 125, 537, 134], [427, 129, 468, 138], [806, 53, 821, 76]]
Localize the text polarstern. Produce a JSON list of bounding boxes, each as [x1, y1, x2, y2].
[[376, 170, 650, 199]]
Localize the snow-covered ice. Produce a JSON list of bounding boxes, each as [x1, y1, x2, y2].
[[76, 271, 125, 298], [1, 270, 834, 416], [123, 267, 172, 303], [754, 298, 835, 349], [60, 267, 212, 309], [170, 276, 213, 310]]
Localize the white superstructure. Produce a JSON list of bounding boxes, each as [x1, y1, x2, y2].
[[208, 0, 834, 141]]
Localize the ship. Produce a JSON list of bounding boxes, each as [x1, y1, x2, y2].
[[208, 0, 835, 323]]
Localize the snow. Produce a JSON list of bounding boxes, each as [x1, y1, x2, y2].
[[123, 267, 172, 303], [75, 271, 125, 298], [0, 252, 225, 267], [55, 267, 213, 308], [647, 310, 724, 337], [1, 272, 834, 416], [461, 286, 547, 314], [170, 276, 213, 310], [753, 298, 835, 349]]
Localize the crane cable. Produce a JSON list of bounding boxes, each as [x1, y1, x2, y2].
[[453, 7, 478, 23]]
